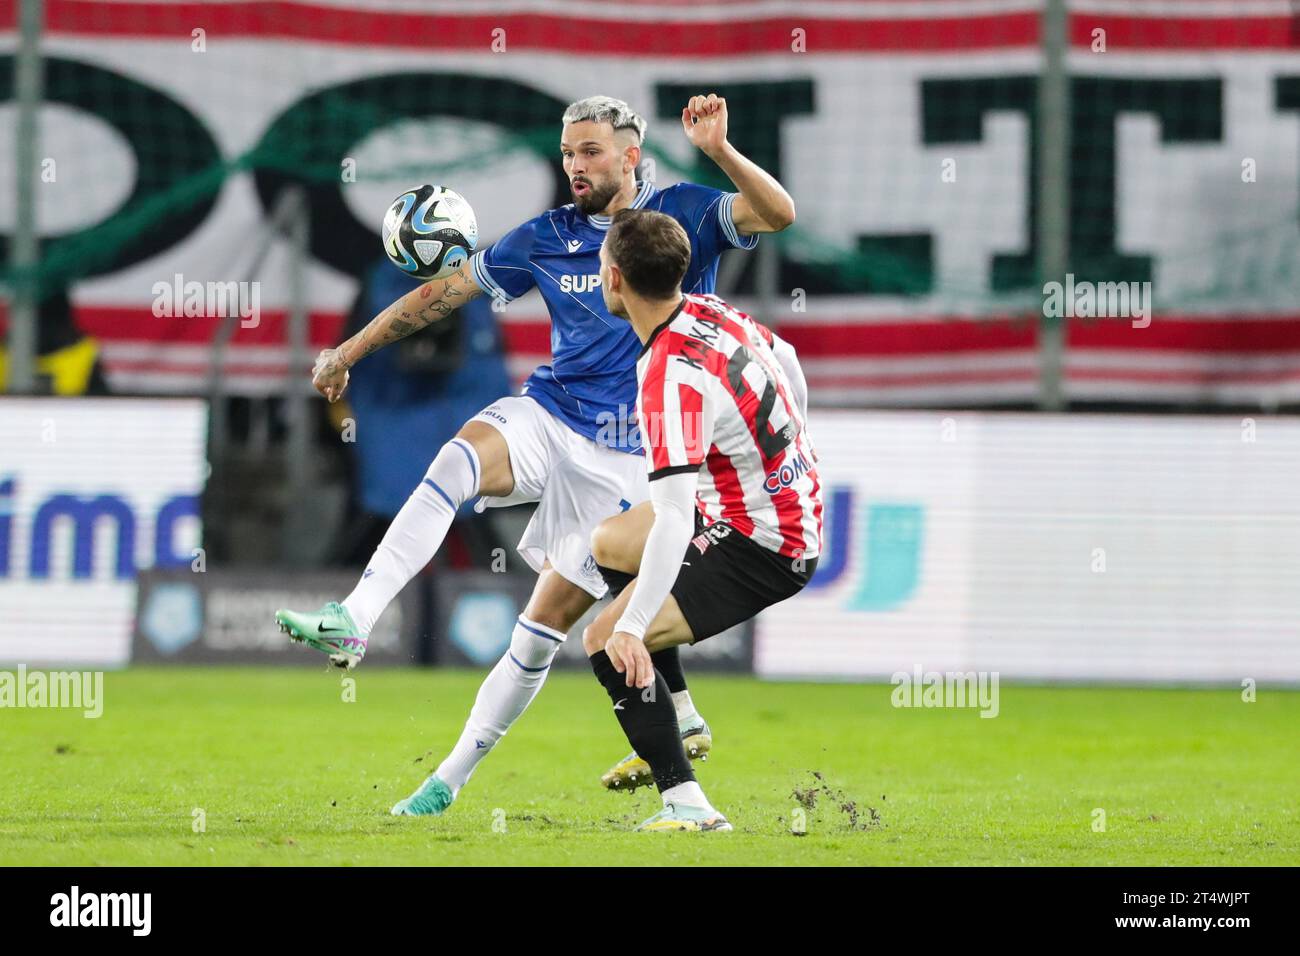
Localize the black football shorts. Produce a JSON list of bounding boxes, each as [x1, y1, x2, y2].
[[670, 518, 818, 642]]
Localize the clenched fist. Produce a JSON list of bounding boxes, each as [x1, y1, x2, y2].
[[681, 93, 730, 159]]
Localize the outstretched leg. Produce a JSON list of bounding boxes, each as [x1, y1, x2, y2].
[[344, 421, 512, 633], [276, 420, 511, 668]]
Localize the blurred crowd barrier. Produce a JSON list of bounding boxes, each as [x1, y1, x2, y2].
[[5, 396, 1298, 683]]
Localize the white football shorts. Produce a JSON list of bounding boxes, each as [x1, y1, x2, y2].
[[471, 395, 649, 598]]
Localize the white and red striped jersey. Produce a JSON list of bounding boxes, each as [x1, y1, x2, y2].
[[635, 293, 822, 559]]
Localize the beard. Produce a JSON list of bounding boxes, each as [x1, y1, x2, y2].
[[572, 176, 621, 215]]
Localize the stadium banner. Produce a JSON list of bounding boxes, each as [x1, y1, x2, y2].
[[0, 397, 207, 668], [757, 409, 1300, 683], [0, 1, 1296, 405], [131, 567, 421, 665], [433, 570, 753, 673]]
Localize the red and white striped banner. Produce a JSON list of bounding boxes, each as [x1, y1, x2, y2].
[[2, 0, 1296, 405]]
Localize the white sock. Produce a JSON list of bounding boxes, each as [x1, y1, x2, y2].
[[342, 438, 479, 634], [662, 780, 714, 811], [672, 690, 701, 727], [434, 616, 566, 793]]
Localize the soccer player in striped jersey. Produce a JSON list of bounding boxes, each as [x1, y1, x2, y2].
[[591, 251, 812, 793], [583, 209, 822, 831]]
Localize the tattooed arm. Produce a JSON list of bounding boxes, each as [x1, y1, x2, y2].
[[311, 264, 485, 402]]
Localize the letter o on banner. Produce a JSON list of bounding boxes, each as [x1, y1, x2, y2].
[[251, 74, 573, 277], [0, 56, 223, 291]]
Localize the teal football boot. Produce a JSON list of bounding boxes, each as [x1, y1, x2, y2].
[[275, 601, 367, 670], [391, 775, 455, 817]]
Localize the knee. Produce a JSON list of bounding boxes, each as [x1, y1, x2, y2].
[[455, 420, 512, 498], [583, 599, 619, 655], [582, 623, 606, 657], [507, 616, 564, 678], [522, 581, 592, 636], [589, 517, 623, 570], [521, 609, 569, 635]]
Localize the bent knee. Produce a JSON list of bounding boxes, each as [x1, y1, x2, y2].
[[589, 518, 618, 568], [455, 419, 513, 497], [590, 516, 635, 572], [581, 624, 606, 656]]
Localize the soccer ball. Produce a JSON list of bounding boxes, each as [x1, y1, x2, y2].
[[381, 184, 478, 281]]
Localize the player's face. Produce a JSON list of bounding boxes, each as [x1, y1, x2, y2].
[[598, 243, 628, 318], [561, 121, 627, 214]]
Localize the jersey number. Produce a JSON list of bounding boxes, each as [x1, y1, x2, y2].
[[726, 346, 795, 460]]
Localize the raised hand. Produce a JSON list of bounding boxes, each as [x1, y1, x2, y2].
[[681, 93, 729, 158]]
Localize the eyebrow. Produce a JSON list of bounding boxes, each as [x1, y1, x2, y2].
[[560, 140, 603, 149]]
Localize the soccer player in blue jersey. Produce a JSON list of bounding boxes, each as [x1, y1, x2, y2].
[[275, 94, 796, 816]]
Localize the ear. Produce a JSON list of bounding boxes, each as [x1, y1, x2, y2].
[[624, 143, 641, 176]]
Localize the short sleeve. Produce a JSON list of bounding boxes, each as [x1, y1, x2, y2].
[[639, 355, 714, 481], [669, 182, 760, 256], [469, 219, 538, 303], [716, 192, 761, 250]]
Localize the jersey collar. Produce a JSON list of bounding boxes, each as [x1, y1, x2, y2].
[[640, 297, 687, 357], [587, 179, 657, 231]]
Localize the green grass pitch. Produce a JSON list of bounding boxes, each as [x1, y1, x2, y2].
[[1, 667, 1296, 866]]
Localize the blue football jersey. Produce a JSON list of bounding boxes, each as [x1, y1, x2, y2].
[[468, 180, 759, 454]]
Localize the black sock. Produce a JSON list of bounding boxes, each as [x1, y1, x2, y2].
[[595, 563, 635, 600], [651, 646, 688, 695], [589, 651, 695, 792]]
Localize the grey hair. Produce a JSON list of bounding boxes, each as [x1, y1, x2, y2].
[[562, 96, 647, 144]]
